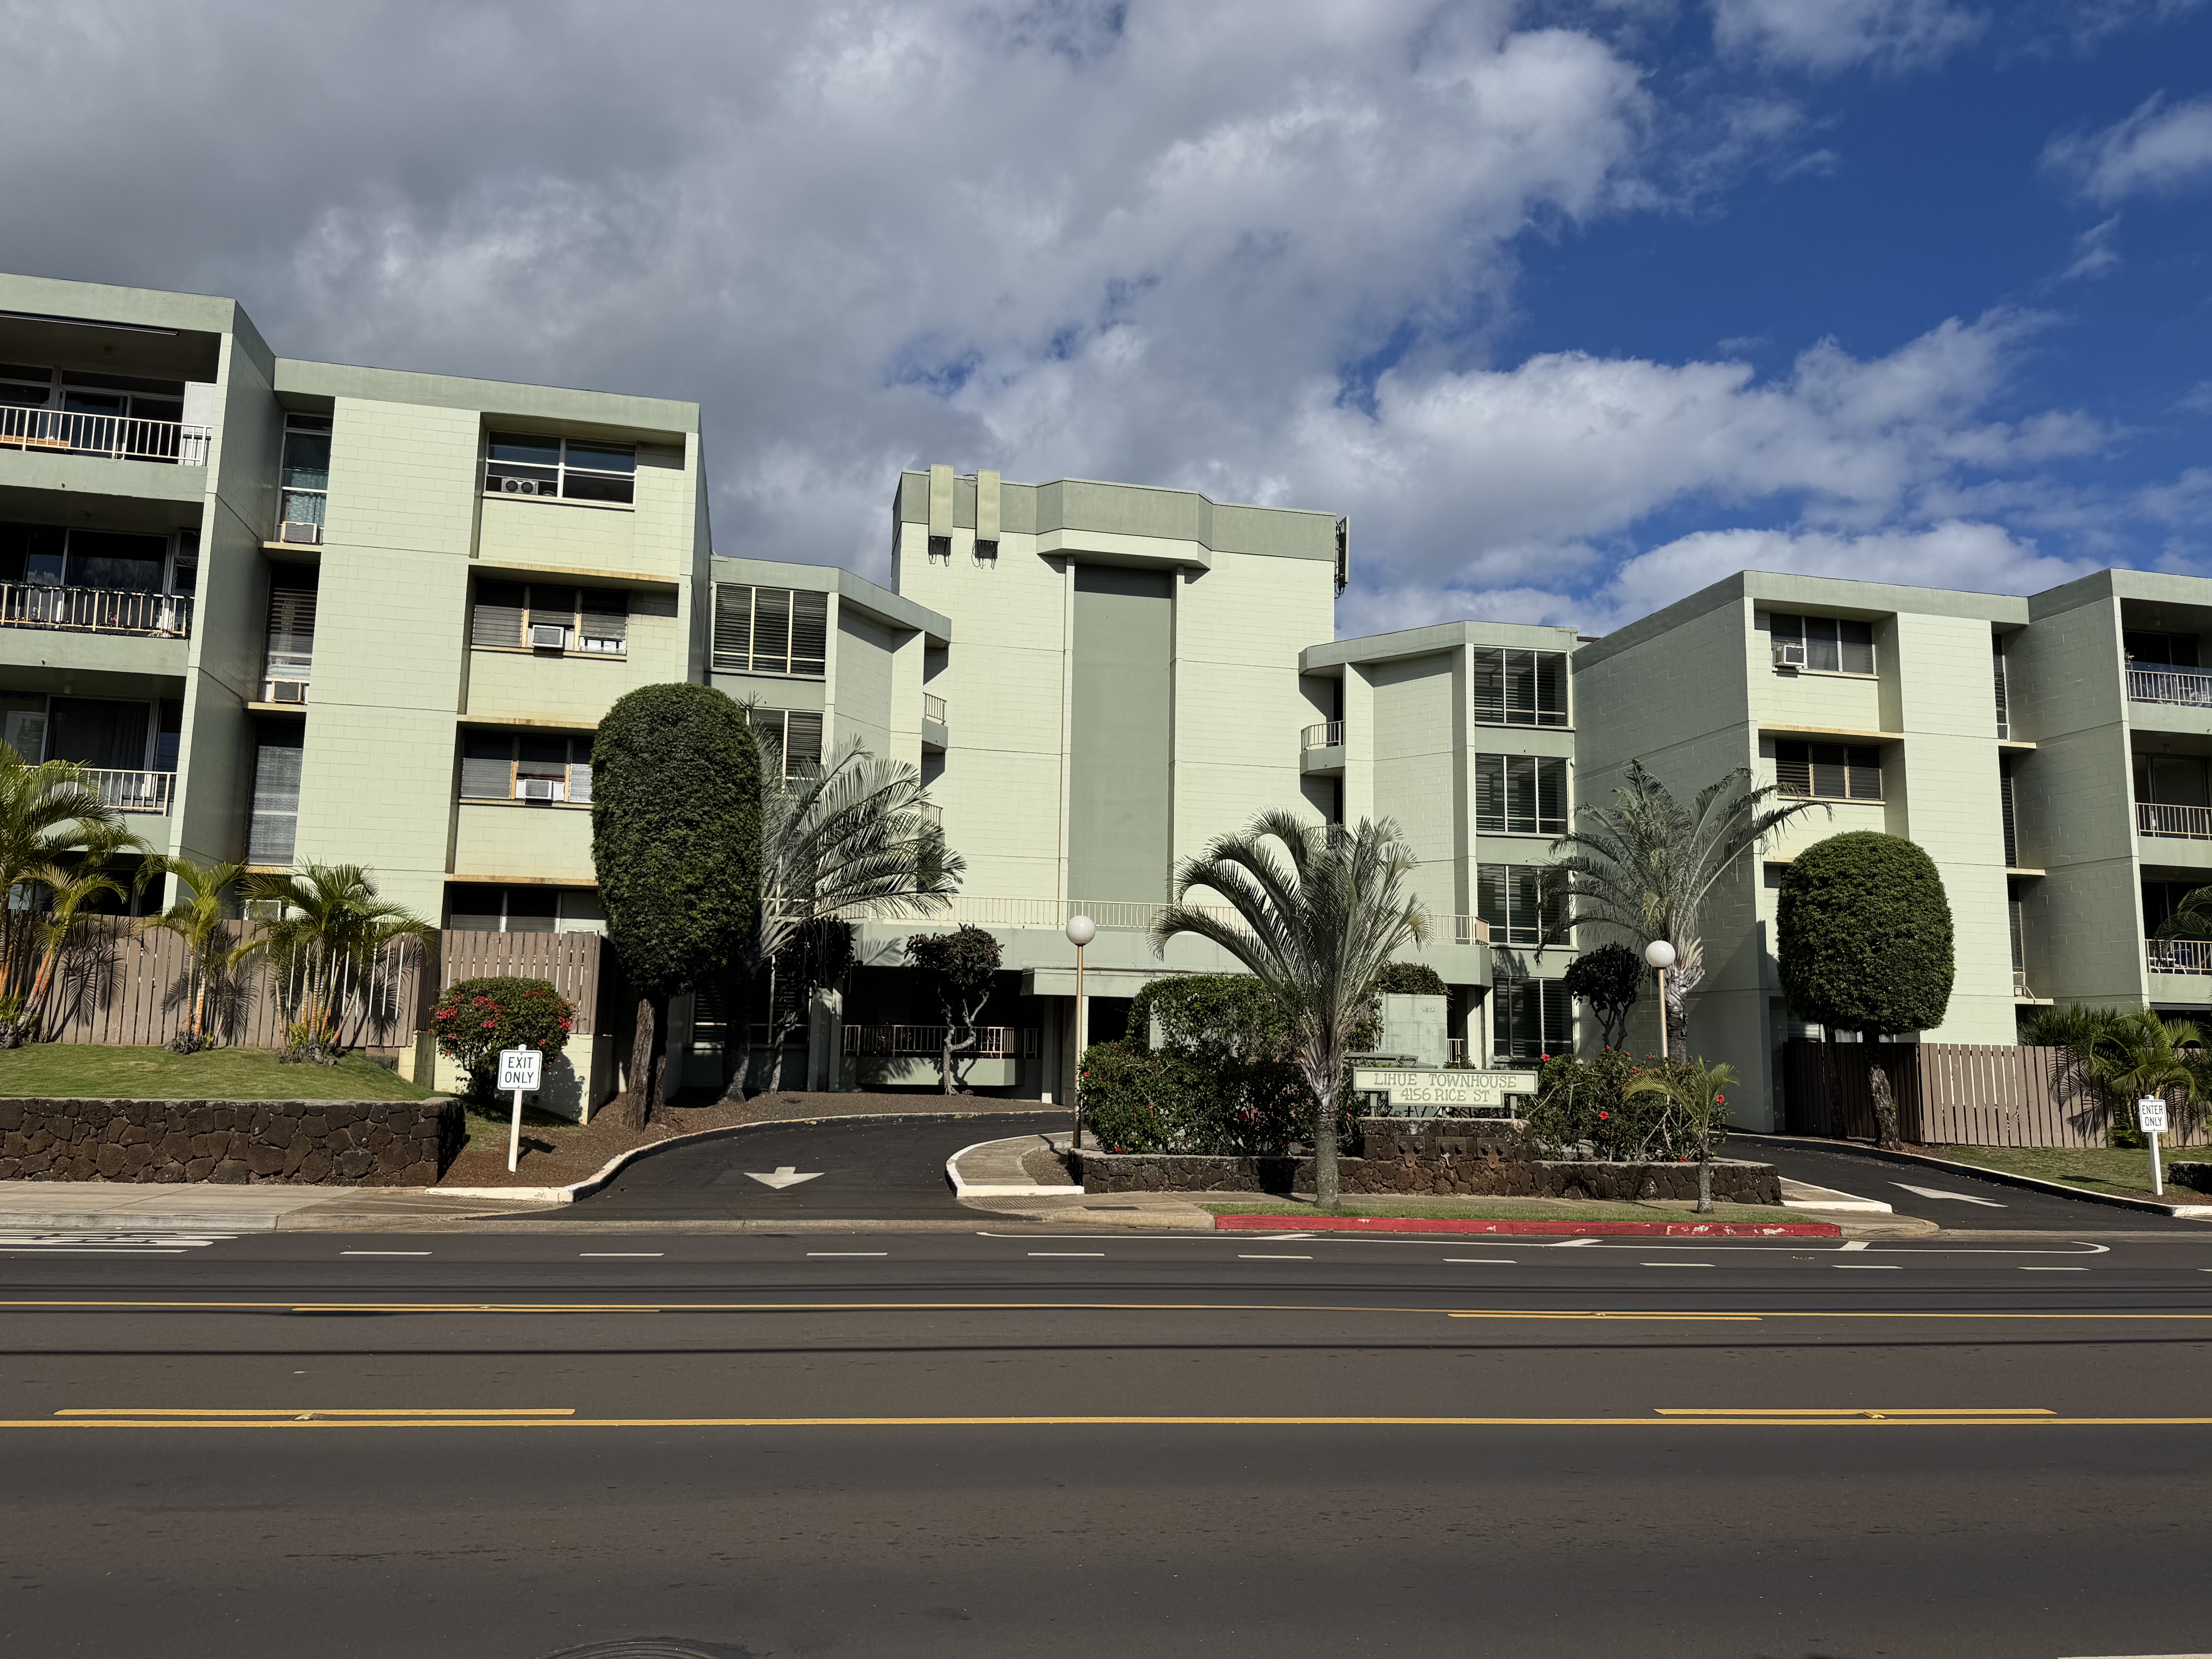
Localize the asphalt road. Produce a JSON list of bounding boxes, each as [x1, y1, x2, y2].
[[4, 1223, 2212, 1657], [557, 1111, 1060, 1221]]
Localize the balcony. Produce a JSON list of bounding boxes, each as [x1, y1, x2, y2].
[[2147, 938, 2212, 976], [86, 769, 174, 815], [921, 691, 948, 752], [1302, 721, 1344, 750], [911, 895, 1491, 947], [2128, 667, 2212, 709], [0, 583, 193, 640], [842, 1025, 1040, 1058], [2137, 802, 2212, 840], [1301, 719, 1345, 777], [1, 405, 209, 467]]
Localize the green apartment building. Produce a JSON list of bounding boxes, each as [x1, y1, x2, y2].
[[5, 273, 2200, 1127]]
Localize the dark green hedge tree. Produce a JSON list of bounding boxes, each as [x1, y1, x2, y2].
[[1563, 943, 1641, 1051], [1778, 832, 1954, 1149], [592, 684, 761, 1128], [1374, 962, 1448, 998], [905, 924, 1003, 1094]]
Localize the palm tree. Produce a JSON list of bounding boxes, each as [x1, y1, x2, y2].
[[733, 736, 962, 1094], [1544, 761, 1819, 1056], [1152, 812, 1429, 1207], [1623, 1058, 1739, 1214], [0, 747, 126, 1015], [242, 863, 434, 1058], [135, 857, 252, 1049], [2090, 1010, 2200, 1140], [22, 820, 152, 1029]]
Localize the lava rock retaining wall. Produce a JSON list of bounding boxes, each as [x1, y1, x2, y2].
[[0, 1097, 464, 1185], [1076, 1116, 1783, 1205]]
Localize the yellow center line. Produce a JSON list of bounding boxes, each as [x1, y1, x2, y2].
[[6, 1412, 2212, 1430], [55, 1407, 577, 1418], [1655, 1407, 2055, 1417]]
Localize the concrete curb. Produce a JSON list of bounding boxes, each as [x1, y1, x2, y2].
[[1213, 1214, 1842, 1237], [1738, 1132, 2212, 1221], [945, 1133, 1083, 1199]]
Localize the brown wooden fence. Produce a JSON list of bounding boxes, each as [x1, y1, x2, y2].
[[1781, 1037, 2210, 1148], [0, 915, 606, 1050]]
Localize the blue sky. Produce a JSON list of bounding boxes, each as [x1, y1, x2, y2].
[[3, 0, 2206, 637]]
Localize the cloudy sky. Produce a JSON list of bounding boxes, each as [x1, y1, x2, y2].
[[7, 0, 2208, 636]]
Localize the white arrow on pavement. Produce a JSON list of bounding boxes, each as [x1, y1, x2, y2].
[[1892, 1182, 2006, 1207], [746, 1166, 824, 1190]]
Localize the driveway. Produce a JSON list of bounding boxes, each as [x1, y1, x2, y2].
[[560, 1111, 1061, 1221]]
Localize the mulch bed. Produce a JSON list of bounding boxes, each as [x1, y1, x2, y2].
[[436, 1089, 1058, 1189]]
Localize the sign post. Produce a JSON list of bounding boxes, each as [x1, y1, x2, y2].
[[498, 1048, 544, 1174], [2138, 1095, 2168, 1197]]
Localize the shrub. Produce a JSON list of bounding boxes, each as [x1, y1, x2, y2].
[[1077, 1038, 1307, 1155], [1778, 831, 1954, 1037], [1523, 1049, 1725, 1162], [1374, 962, 1448, 998], [431, 976, 575, 1103], [1128, 973, 1293, 1058]]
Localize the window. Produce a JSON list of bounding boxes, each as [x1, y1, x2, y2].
[[749, 708, 824, 777], [1992, 637, 2010, 740], [1475, 754, 1567, 835], [447, 883, 605, 934], [248, 723, 303, 865], [459, 730, 594, 804], [1477, 863, 1567, 948], [2124, 630, 2200, 670], [279, 414, 330, 537], [0, 522, 194, 594], [1999, 756, 2020, 867], [1492, 978, 1571, 1063], [713, 584, 829, 677], [1471, 648, 1567, 728], [1775, 740, 1883, 802], [484, 432, 636, 505], [264, 582, 315, 699], [1768, 613, 1875, 675], [2134, 753, 2208, 808], [470, 581, 629, 654]]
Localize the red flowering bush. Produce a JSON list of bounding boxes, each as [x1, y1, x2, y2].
[[1524, 1049, 1724, 1162], [430, 976, 575, 1103]]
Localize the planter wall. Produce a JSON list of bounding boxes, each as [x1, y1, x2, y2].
[[1076, 1116, 1783, 1204], [0, 1097, 464, 1185]]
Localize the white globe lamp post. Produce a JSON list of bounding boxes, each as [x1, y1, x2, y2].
[[1066, 915, 1097, 1149], [1644, 939, 1677, 1058]]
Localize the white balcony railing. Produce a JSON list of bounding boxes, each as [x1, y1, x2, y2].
[[915, 801, 942, 828], [2137, 801, 2212, 840], [874, 895, 1492, 948], [1302, 720, 1345, 750], [0, 583, 194, 639], [84, 769, 174, 815], [843, 1024, 1039, 1058], [923, 692, 947, 724], [2128, 667, 2212, 708], [2147, 937, 2212, 976], [1446, 1036, 1467, 1063], [1, 405, 210, 466]]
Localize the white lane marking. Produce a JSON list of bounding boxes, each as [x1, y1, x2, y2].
[[342, 1250, 430, 1256], [1552, 1237, 1604, 1248], [1444, 1259, 1518, 1265], [1239, 1254, 1313, 1260], [0, 1232, 233, 1253], [0, 1247, 187, 1254], [1892, 1182, 2006, 1207], [806, 1251, 886, 1257], [1028, 1252, 1104, 1257], [747, 1166, 824, 1189], [579, 1252, 664, 1258], [1840, 1240, 1870, 1251], [1835, 1263, 1904, 1269], [2021, 1266, 2088, 1271], [1642, 1262, 1714, 1267]]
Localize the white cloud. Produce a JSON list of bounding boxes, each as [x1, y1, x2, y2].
[[2046, 92, 2212, 200], [1710, 0, 1987, 72], [2058, 214, 2123, 279]]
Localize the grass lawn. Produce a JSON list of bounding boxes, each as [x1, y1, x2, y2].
[[1200, 1196, 1806, 1224], [0, 1045, 434, 1103], [1932, 1144, 2207, 1201]]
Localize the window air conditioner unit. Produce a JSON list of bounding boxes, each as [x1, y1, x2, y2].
[[517, 777, 561, 802], [500, 476, 543, 495], [529, 622, 568, 650], [267, 680, 307, 704], [279, 521, 322, 545], [1772, 642, 1807, 669]]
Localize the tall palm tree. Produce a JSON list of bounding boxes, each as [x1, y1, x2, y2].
[[1152, 812, 1429, 1207], [1544, 761, 1819, 1056], [135, 857, 252, 1049], [0, 747, 125, 1012], [242, 863, 434, 1057], [22, 820, 152, 1029], [733, 737, 962, 1094]]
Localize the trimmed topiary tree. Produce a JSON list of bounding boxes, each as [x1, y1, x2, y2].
[[1778, 830, 1955, 1147], [431, 976, 575, 1104], [592, 684, 761, 1128], [1563, 943, 1642, 1051], [905, 924, 1003, 1094]]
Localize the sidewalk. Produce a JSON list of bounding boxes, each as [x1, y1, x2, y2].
[[0, 1185, 553, 1231]]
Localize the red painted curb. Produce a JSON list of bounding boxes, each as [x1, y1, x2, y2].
[[1212, 1214, 1842, 1237]]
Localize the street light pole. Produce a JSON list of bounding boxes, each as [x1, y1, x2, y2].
[[1644, 939, 1678, 1060], [1065, 914, 1097, 1155]]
